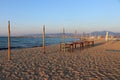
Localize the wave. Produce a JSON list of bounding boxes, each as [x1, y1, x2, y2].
[[0, 45, 43, 50]]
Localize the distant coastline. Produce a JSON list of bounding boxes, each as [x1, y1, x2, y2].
[[1, 31, 120, 38]]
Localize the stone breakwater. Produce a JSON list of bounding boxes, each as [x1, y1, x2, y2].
[[0, 41, 120, 80]]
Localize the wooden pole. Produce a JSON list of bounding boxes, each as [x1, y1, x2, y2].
[[8, 20, 11, 61], [62, 28, 65, 43], [62, 28, 65, 52], [105, 32, 108, 42], [74, 30, 77, 42], [82, 32, 85, 41], [42, 25, 45, 54], [89, 33, 91, 40]]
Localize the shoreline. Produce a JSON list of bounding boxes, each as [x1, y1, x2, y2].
[[0, 43, 61, 51]]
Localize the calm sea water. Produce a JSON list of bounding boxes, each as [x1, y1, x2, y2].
[[0, 37, 76, 50]]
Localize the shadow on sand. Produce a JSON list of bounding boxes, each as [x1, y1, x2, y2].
[[94, 41, 105, 47], [106, 49, 120, 52]]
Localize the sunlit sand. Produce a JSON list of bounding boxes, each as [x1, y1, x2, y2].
[[0, 40, 120, 80]]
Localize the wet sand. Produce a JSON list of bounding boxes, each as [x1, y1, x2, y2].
[[0, 40, 120, 80]]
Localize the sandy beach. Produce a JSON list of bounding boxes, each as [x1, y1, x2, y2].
[[0, 40, 120, 80]]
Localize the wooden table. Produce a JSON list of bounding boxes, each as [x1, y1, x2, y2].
[[89, 41, 94, 46], [60, 42, 74, 52], [73, 41, 84, 48], [84, 41, 94, 46]]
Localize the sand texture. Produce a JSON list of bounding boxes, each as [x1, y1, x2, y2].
[[0, 40, 120, 80]]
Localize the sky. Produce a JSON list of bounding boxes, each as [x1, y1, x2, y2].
[[0, 0, 120, 36]]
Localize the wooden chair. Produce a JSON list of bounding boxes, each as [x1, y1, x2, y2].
[[60, 42, 73, 52]]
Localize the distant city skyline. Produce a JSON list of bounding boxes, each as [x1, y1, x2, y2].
[[0, 0, 120, 36]]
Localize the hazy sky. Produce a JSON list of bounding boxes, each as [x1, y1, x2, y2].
[[0, 0, 120, 36]]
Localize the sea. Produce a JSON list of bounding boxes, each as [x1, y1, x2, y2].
[[0, 37, 77, 50]]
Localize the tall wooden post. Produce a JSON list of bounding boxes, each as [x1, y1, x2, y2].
[[8, 20, 11, 61], [42, 25, 45, 54], [89, 33, 91, 40], [62, 28, 65, 43], [82, 32, 85, 41], [105, 32, 108, 42], [74, 30, 77, 42], [62, 28, 65, 52]]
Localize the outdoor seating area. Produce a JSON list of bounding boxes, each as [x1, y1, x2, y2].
[[60, 40, 94, 52]]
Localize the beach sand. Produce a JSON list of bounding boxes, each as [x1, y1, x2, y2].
[[0, 40, 120, 80]]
